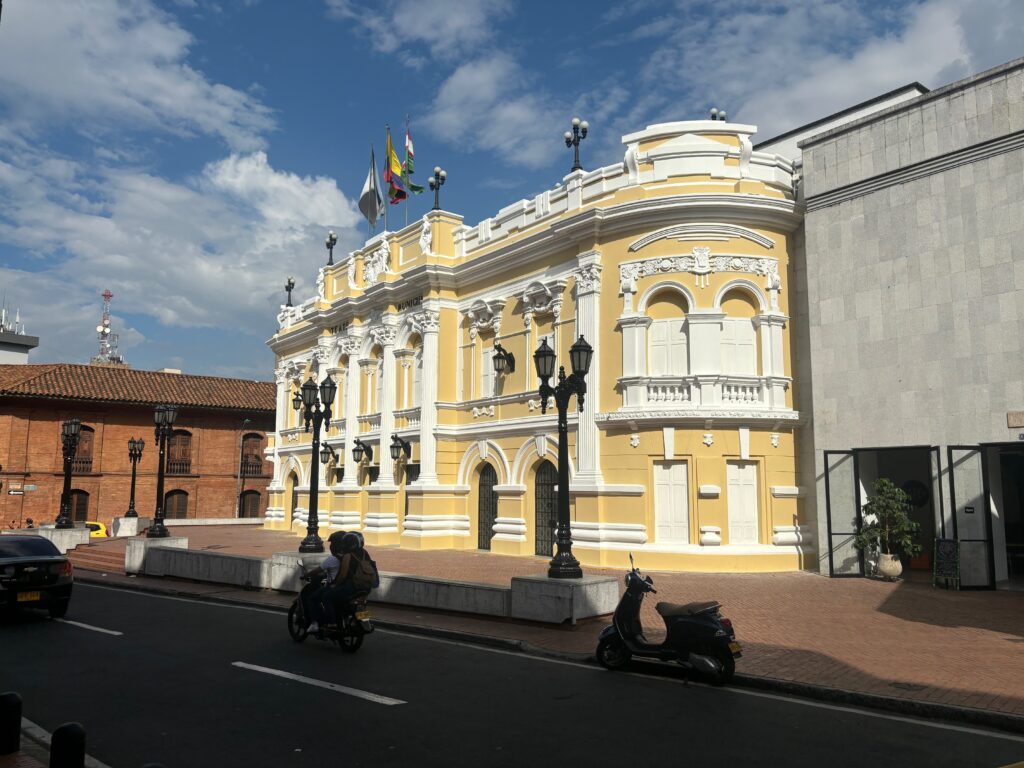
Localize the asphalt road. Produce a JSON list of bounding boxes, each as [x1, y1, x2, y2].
[[1, 583, 1022, 768]]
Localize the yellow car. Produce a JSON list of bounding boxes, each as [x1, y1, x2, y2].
[[84, 522, 108, 538]]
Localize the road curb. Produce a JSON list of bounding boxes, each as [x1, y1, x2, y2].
[[75, 574, 1024, 735]]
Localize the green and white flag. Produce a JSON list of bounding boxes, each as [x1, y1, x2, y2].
[[403, 124, 425, 195]]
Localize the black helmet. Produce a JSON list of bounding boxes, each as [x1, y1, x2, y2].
[[340, 532, 361, 553], [327, 531, 347, 552]]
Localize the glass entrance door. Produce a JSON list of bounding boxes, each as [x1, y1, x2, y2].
[[824, 450, 863, 577], [948, 446, 995, 588]]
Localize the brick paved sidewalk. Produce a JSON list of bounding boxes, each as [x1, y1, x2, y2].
[[75, 525, 1024, 720]]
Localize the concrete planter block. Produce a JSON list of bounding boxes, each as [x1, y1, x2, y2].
[[144, 547, 270, 589], [112, 517, 153, 538], [510, 575, 619, 624], [375, 574, 511, 617], [2, 527, 92, 554], [125, 537, 188, 574]]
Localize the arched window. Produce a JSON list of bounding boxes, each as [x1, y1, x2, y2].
[[164, 490, 189, 519], [70, 490, 89, 522], [240, 433, 264, 477], [73, 425, 95, 474], [720, 289, 759, 375], [239, 490, 262, 518], [647, 290, 689, 376], [167, 430, 192, 475]]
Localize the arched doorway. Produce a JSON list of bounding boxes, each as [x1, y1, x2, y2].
[[164, 490, 188, 519], [478, 464, 498, 550], [287, 472, 298, 522], [534, 460, 557, 556], [70, 490, 89, 522]]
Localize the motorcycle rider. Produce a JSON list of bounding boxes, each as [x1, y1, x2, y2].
[[303, 531, 346, 634]]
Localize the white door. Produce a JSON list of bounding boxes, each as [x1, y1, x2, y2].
[[727, 461, 759, 544], [654, 462, 689, 544]]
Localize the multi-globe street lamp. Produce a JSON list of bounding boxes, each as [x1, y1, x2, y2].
[[533, 335, 594, 579], [292, 374, 337, 553], [564, 116, 589, 172], [55, 418, 82, 529], [284, 277, 295, 307], [125, 437, 145, 518], [147, 404, 179, 538], [428, 166, 447, 211], [325, 231, 338, 266]]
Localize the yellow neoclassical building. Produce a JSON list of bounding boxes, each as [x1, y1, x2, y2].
[[265, 119, 811, 572]]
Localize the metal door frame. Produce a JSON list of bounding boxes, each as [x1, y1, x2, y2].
[[534, 461, 558, 557], [947, 445, 996, 589], [823, 450, 863, 577], [477, 463, 498, 550]]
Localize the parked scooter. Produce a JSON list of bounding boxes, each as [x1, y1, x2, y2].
[[287, 566, 373, 653], [596, 555, 741, 684]]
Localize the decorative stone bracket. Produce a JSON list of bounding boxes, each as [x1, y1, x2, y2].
[[466, 298, 505, 339], [521, 278, 567, 327]]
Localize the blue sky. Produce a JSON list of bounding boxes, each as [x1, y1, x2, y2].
[[0, 0, 1020, 380]]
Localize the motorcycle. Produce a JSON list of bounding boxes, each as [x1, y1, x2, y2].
[[595, 555, 741, 684], [287, 567, 374, 653]]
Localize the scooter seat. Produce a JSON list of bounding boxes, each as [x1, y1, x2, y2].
[[656, 600, 720, 617]]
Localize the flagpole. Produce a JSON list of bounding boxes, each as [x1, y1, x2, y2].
[[404, 115, 410, 229]]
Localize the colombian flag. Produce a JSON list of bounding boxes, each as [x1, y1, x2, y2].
[[384, 126, 407, 204]]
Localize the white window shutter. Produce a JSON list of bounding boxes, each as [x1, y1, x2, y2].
[[481, 346, 495, 398], [669, 319, 688, 376], [649, 321, 669, 376]]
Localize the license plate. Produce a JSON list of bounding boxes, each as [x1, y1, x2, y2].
[[17, 591, 41, 602], [729, 641, 742, 655], [354, 611, 370, 620]]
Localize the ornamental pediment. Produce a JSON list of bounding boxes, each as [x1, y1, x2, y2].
[[619, 248, 780, 292]]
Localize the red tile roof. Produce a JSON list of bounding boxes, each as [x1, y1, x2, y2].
[[0, 364, 275, 412]]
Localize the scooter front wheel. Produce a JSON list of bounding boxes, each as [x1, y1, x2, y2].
[[287, 602, 309, 643], [596, 637, 632, 670]]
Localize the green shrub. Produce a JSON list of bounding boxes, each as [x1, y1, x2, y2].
[[853, 478, 923, 557]]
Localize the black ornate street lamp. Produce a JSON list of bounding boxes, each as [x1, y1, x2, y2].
[[534, 335, 593, 579], [293, 374, 337, 553], [55, 418, 82, 529], [285, 276, 295, 307], [325, 231, 338, 266], [125, 437, 145, 517], [492, 342, 516, 376], [428, 166, 447, 211], [564, 116, 589, 172], [147, 404, 179, 538], [390, 435, 411, 463]]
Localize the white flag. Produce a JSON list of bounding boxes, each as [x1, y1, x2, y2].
[[359, 147, 384, 227]]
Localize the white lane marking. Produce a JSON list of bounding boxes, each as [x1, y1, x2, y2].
[[21, 718, 115, 768], [82, 585, 1024, 742], [54, 618, 123, 636], [232, 662, 406, 706]]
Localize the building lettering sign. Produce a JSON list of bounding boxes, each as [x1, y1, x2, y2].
[[331, 323, 350, 335], [1008, 411, 1024, 428], [396, 296, 423, 312]]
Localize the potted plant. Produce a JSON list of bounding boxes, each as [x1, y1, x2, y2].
[[853, 478, 922, 579]]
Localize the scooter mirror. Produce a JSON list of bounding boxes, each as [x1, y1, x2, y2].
[[629, 553, 634, 569]]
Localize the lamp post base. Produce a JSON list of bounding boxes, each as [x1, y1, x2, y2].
[[547, 551, 584, 579], [146, 522, 169, 538], [298, 534, 324, 554], [54, 518, 75, 530], [125, 506, 138, 518]]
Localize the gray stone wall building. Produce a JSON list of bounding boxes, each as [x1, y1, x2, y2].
[[794, 57, 1024, 588]]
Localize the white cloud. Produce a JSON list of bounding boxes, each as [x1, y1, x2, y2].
[[325, 0, 510, 65], [0, 0, 274, 151]]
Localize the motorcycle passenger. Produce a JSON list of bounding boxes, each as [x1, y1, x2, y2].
[[322, 532, 377, 627], [303, 531, 347, 634]]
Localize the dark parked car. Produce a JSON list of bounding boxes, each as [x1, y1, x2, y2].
[[0, 535, 73, 618]]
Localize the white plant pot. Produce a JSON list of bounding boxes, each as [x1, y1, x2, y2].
[[877, 553, 903, 579]]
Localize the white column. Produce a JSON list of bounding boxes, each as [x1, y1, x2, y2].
[[274, 368, 289, 432], [414, 309, 441, 484], [374, 322, 399, 485], [574, 252, 603, 486], [341, 341, 362, 487]]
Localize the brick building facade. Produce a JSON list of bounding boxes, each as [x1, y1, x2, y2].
[[0, 365, 275, 528]]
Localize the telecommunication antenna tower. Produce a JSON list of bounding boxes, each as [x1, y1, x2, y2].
[[90, 289, 126, 366]]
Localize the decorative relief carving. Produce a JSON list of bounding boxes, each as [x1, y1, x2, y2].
[[703, 433, 714, 447], [619, 248, 780, 292], [370, 325, 398, 347], [771, 432, 780, 448], [630, 434, 640, 448], [574, 263, 602, 294], [337, 336, 361, 356], [527, 397, 555, 412], [628, 223, 776, 252], [363, 238, 391, 285], [472, 406, 495, 418], [286, 432, 299, 443], [466, 299, 505, 339], [409, 309, 440, 334], [419, 217, 432, 256], [521, 279, 567, 326], [346, 255, 358, 290]]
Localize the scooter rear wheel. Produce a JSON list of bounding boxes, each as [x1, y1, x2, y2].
[[706, 647, 736, 685], [337, 631, 364, 653], [596, 637, 632, 670], [287, 602, 309, 643]]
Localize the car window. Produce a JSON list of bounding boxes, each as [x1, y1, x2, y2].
[[0, 537, 61, 558], [86, 524, 99, 531]]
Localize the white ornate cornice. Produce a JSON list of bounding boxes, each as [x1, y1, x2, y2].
[[596, 408, 800, 425], [521, 279, 567, 326], [628, 223, 775, 252], [619, 247, 780, 293], [466, 299, 505, 339]]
